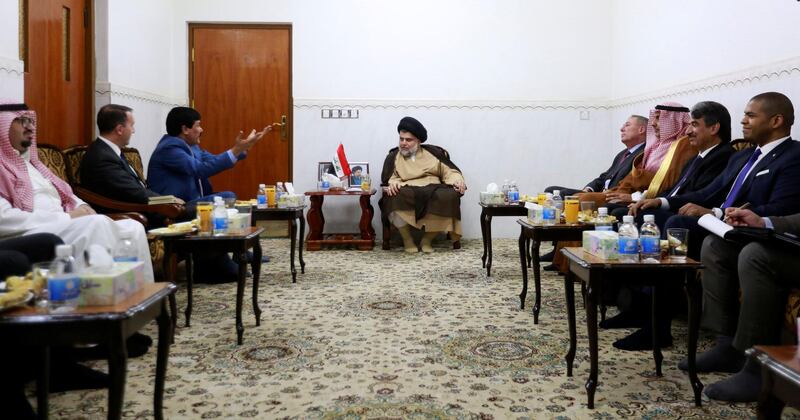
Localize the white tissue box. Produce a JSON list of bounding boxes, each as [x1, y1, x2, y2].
[[480, 192, 505, 205], [582, 231, 619, 260], [228, 213, 251, 234], [78, 261, 145, 306], [278, 194, 305, 208]]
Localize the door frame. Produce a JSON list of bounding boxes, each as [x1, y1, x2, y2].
[[21, 0, 95, 145], [187, 22, 294, 181]]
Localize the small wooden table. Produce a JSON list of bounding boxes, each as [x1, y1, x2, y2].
[[748, 345, 800, 419], [517, 219, 594, 323], [160, 227, 264, 345], [560, 247, 703, 409], [0, 282, 176, 420], [305, 189, 376, 250], [251, 206, 306, 282], [480, 202, 528, 276]]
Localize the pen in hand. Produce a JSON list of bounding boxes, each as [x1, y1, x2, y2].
[[722, 202, 751, 224]]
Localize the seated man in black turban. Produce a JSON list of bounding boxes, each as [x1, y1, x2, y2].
[[380, 116, 466, 253]]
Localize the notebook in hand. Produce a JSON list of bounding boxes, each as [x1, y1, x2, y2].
[[698, 214, 800, 249], [148, 195, 180, 204]]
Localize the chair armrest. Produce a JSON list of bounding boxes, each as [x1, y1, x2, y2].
[[106, 212, 149, 226], [73, 186, 186, 219]]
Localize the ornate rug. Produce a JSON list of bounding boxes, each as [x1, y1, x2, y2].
[[43, 238, 800, 419]]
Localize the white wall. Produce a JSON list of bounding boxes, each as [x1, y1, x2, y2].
[[0, 0, 23, 101]]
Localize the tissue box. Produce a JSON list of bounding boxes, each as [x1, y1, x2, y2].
[[527, 207, 543, 224], [228, 212, 251, 234], [582, 230, 619, 260], [78, 261, 145, 306], [278, 194, 305, 208], [480, 192, 505, 205]]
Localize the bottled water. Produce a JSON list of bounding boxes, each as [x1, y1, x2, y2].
[[257, 183, 267, 209], [640, 214, 661, 260], [595, 207, 613, 231], [552, 190, 564, 221], [618, 215, 640, 262], [49, 244, 80, 313], [276, 182, 286, 203], [508, 180, 520, 203], [213, 196, 229, 235], [543, 193, 557, 225], [501, 180, 510, 203], [113, 230, 138, 262]]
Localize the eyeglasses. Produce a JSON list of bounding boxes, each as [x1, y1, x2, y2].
[[13, 116, 35, 127]]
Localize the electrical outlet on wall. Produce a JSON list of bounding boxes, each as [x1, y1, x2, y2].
[[579, 110, 590, 120], [321, 108, 360, 119]]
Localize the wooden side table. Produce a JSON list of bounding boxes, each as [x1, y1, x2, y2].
[[251, 206, 306, 282], [560, 247, 703, 409], [516, 219, 593, 323], [748, 345, 800, 420], [0, 282, 176, 420], [160, 227, 264, 345], [304, 189, 376, 250], [479, 202, 528, 276]]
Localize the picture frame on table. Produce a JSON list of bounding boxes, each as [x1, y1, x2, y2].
[[348, 162, 369, 187]]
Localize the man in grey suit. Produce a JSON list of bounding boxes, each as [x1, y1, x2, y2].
[[545, 115, 647, 196], [681, 208, 800, 402]]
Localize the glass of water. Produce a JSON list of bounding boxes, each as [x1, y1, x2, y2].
[[667, 228, 689, 260]]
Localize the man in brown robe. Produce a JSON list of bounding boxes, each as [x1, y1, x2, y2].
[[380, 117, 466, 253]]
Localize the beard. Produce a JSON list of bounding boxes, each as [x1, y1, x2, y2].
[[399, 144, 418, 157], [20, 140, 32, 148]]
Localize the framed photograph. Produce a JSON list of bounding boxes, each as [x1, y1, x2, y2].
[[348, 162, 369, 186], [318, 161, 336, 182]]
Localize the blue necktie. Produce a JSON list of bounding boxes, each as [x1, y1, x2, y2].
[[668, 155, 701, 197], [721, 148, 762, 209]]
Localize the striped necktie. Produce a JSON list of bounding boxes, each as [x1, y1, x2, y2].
[[721, 148, 761, 209]]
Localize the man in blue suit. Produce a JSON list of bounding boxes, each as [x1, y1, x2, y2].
[[148, 107, 270, 283], [147, 106, 270, 207]]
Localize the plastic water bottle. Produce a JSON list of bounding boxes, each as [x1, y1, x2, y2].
[[213, 196, 229, 235], [49, 244, 80, 313], [552, 190, 564, 221], [508, 181, 520, 203], [543, 193, 557, 225], [501, 180, 510, 203], [113, 230, 138, 262], [618, 215, 640, 262], [640, 214, 661, 260], [257, 183, 267, 209], [595, 207, 613, 231]]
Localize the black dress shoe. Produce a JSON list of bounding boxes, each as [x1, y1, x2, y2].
[[50, 362, 109, 392], [540, 250, 555, 262], [542, 264, 558, 272], [599, 310, 645, 329], [613, 327, 672, 351]]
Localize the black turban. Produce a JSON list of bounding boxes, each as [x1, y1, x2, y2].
[[397, 116, 427, 143]]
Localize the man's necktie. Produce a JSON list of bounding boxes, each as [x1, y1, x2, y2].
[[120, 152, 146, 188], [721, 148, 762, 209], [668, 155, 701, 197]]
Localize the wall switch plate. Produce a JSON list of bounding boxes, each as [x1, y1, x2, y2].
[[321, 108, 359, 119]]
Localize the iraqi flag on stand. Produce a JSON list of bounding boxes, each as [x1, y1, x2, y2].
[[332, 143, 351, 178]]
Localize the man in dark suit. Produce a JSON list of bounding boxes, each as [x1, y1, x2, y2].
[[546, 115, 646, 196], [80, 104, 176, 209], [679, 209, 800, 402], [662, 92, 800, 259]]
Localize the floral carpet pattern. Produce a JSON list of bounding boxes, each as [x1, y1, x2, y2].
[[44, 238, 800, 419]]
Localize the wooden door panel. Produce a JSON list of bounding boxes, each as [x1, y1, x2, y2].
[[191, 25, 291, 200], [25, 0, 90, 148]]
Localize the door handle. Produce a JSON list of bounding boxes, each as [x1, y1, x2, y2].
[[271, 115, 287, 141]]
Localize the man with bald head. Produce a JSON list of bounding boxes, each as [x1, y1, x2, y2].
[[380, 117, 466, 253]]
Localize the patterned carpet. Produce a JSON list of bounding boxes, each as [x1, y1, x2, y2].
[[43, 238, 800, 419]]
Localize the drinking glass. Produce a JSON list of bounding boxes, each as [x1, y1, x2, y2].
[[667, 228, 689, 260], [537, 193, 547, 206], [196, 201, 213, 236], [361, 174, 372, 192], [224, 197, 236, 209], [564, 195, 580, 223], [266, 185, 277, 207], [579, 201, 596, 222]]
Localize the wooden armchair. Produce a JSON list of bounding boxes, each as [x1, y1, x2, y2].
[[62, 144, 185, 226], [378, 145, 462, 250], [36, 143, 148, 226]]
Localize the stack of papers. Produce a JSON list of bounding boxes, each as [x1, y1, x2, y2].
[[148, 195, 180, 205]]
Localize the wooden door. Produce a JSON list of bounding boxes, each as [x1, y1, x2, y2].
[[24, 0, 92, 148], [189, 24, 292, 200]]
